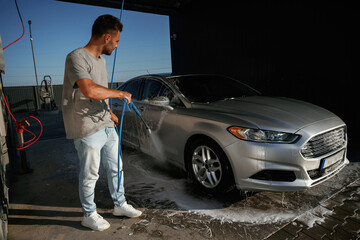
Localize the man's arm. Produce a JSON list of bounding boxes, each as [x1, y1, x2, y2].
[[76, 78, 131, 103]]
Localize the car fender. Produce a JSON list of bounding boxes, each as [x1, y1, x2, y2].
[[179, 118, 237, 171]]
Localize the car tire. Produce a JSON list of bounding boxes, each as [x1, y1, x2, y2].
[[186, 137, 235, 194]]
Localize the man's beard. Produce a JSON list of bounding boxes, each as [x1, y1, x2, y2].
[[102, 46, 114, 56]]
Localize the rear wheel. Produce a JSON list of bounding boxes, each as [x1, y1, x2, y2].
[[186, 138, 234, 194]]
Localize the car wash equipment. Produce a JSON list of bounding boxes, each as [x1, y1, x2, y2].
[[109, 0, 125, 107], [116, 99, 127, 192], [128, 101, 152, 134], [1, 0, 43, 152], [39, 75, 57, 111], [116, 99, 151, 191]]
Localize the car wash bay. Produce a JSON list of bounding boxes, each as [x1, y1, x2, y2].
[[4, 0, 360, 239]]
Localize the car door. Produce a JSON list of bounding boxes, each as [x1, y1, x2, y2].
[[112, 79, 143, 148], [137, 78, 181, 162]]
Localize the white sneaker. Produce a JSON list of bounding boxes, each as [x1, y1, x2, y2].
[[113, 202, 142, 218], [81, 211, 110, 231]]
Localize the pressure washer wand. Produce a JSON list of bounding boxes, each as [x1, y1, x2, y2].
[[130, 102, 151, 134], [123, 99, 151, 134], [116, 99, 151, 192]]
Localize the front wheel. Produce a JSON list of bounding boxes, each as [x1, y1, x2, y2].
[[186, 138, 234, 194]]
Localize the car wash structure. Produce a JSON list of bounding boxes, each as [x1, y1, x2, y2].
[[0, 1, 44, 237], [0, 0, 357, 239], [0, 34, 10, 240]]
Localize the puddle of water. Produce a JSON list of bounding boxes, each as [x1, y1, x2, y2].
[[119, 149, 360, 226]]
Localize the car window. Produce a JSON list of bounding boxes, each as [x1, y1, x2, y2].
[[142, 79, 174, 102], [117, 83, 126, 91], [169, 75, 260, 103], [122, 80, 142, 100]]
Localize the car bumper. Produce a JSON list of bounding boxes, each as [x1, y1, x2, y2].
[[224, 118, 348, 192]]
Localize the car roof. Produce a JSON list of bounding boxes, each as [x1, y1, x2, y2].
[[133, 73, 231, 81]]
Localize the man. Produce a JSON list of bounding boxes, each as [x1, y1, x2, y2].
[[62, 14, 142, 231]]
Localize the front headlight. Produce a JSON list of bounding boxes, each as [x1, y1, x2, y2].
[[228, 126, 299, 143]]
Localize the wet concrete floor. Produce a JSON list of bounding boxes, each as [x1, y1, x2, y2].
[[7, 111, 360, 239]]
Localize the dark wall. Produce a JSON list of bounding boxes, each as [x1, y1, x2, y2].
[[170, 0, 357, 144]]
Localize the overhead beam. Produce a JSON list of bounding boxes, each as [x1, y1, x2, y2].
[[57, 0, 191, 15]]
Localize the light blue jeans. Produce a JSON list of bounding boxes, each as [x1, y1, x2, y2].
[[74, 127, 125, 216]]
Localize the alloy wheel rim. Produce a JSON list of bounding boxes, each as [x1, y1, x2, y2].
[[192, 145, 222, 188]]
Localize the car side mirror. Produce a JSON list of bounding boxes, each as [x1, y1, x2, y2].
[[149, 96, 174, 111]]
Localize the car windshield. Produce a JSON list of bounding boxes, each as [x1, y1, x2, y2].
[[169, 75, 260, 103]]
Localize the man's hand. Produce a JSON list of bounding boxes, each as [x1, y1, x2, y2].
[[120, 91, 132, 104], [111, 112, 119, 126], [108, 106, 119, 126]]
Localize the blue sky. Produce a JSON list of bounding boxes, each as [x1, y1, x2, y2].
[[0, 0, 172, 86]]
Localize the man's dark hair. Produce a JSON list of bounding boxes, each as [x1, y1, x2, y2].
[[92, 14, 123, 37]]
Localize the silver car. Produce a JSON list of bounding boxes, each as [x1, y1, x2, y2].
[[112, 74, 348, 193]]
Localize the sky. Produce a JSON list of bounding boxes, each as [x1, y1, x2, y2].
[[0, 0, 172, 86]]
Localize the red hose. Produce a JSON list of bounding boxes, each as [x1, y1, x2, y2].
[[2, 0, 25, 51], [1, 0, 43, 150], [2, 92, 43, 150]]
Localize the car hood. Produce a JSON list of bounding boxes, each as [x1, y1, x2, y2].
[[191, 96, 339, 133]]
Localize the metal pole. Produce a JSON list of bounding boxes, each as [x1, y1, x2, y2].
[[16, 130, 32, 174], [28, 20, 40, 111]]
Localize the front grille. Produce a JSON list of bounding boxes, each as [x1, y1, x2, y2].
[[301, 127, 346, 158]]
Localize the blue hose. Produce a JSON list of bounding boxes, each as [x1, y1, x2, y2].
[[110, 0, 125, 192], [109, 49, 117, 107], [116, 100, 127, 192], [116, 99, 151, 191], [109, 0, 125, 107]]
